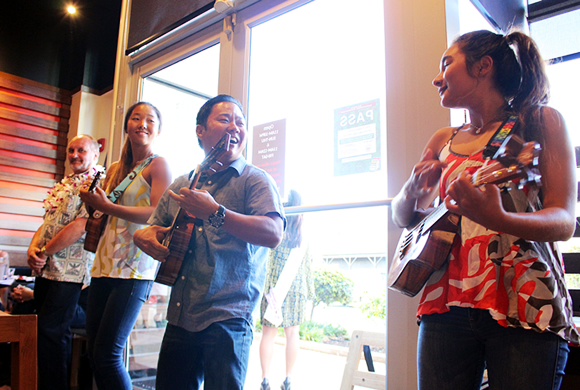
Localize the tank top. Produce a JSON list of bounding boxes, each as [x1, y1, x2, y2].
[[417, 128, 579, 344], [91, 169, 157, 280]]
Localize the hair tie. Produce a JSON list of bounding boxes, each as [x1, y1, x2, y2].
[[505, 35, 522, 69], [504, 34, 523, 93]]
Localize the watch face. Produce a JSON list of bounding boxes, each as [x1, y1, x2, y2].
[[209, 215, 224, 228], [209, 205, 225, 228]]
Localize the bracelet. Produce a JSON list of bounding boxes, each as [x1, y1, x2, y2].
[[39, 246, 48, 257]]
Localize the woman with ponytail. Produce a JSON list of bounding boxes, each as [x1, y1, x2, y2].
[[391, 30, 578, 389], [80, 102, 172, 389]]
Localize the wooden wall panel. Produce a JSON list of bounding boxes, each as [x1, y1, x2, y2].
[[0, 71, 71, 266], [0, 123, 68, 147]]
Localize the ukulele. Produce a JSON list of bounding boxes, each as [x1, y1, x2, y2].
[[84, 171, 107, 253], [387, 134, 541, 297], [155, 133, 231, 286]]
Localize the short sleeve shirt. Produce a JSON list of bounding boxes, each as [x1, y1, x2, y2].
[[148, 156, 285, 332], [39, 171, 96, 284]]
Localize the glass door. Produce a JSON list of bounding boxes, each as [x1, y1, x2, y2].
[[240, 1, 388, 388]]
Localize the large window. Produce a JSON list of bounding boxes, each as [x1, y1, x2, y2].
[[531, 8, 580, 149], [243, 2, 388, 387], [530, 7, 580, 288], [246, 0, 388, 256], [142, 44, 220, 178], [247, 0, 387, 205]]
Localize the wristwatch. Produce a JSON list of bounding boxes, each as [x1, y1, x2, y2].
[[39, 246, 48, 257], [208, 204, 226, 228]]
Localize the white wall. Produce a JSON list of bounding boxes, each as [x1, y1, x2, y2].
[[384, 0, 450, 388], [67, 89, 114, 175]]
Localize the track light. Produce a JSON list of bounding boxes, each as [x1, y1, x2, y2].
[[214, 0, 234, 14]]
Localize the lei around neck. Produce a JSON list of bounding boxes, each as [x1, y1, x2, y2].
[[43, 165, 105, 211]]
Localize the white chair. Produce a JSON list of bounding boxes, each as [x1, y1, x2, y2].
[[340, 330, 386, 390]]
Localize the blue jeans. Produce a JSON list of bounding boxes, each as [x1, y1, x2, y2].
[[418, 306, 569, 390], [156, 319, 253, 390], [86, 277, 153, 390], [34, 277, 83, 390]]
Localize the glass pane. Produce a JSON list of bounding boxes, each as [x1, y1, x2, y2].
[[247, 0, 387, 206], [544, 59, 580, 270], [244, 206, 389, 389], [142, 44, 220, 179], [246, 1, 387, 388], [449, 0, 497, 127], [458, 0, 496, 35], [530, 8, 580, 61], [546, 59, 580, 148], [530, 17, 580, 287]]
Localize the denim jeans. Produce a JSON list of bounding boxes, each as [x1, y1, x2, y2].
[[86, 277, 153, 390], [156, 319, 253, 390], [34, 277, 83, 390], [418, 306, 569, 390]]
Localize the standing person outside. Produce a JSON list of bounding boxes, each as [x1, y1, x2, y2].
[[259, 189, 314, 390], [391, 30, 578, 390], [133, 94, 285, 390], [27, 135, 101, 390], [79, 102, 172, 389]]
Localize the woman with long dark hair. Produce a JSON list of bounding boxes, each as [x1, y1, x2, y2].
[[80, 102, 172, 389], [391, 30, 578, 389]]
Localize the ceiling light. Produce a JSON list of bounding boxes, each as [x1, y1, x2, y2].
[[214, 0, 234, 14]]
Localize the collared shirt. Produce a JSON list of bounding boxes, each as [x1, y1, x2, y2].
[[39, 170, 96, 284], [148, 157, 285, 332]]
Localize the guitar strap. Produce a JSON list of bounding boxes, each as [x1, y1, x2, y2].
[[482, 115, 518, 159], [106, 155, 157, 203], [482, 116, 521, 212], [447, 116, 520, 229]]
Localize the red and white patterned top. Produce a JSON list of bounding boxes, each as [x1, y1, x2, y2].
[[417, 136, 579, 344]]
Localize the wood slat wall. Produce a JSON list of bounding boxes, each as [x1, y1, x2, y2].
[[0, 71, 71, 266]]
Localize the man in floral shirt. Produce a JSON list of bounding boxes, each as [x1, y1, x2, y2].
[[27, 134, 101, 390]]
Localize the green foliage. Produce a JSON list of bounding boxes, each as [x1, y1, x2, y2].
[[312, 267, 354, 309], [360, 291, 386, 320], [299, 320, 325, 342], [299, 320, 348, 342], [564, 247, 580, 288], [565, 274, 580, 289], [321, 322, 349, 338]]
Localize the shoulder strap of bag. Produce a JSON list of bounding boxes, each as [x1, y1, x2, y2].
[[107, 155, 157, 203]]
